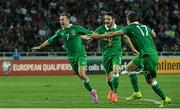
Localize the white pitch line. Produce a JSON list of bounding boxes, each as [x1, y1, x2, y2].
[[141, 98, 161, 104], [121, 97, 161, 104]]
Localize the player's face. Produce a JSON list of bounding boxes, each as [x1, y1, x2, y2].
[[60, 16, 70, 28], [104, 15, 115, 28]]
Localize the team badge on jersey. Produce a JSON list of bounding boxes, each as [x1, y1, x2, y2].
[[71, 29, 76, 36]]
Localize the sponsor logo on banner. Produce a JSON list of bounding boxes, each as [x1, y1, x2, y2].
[[157, 58, 180, 73]]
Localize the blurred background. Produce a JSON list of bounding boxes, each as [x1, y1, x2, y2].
[[0, 0, 179, 54]]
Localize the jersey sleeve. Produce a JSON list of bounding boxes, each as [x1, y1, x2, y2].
[[94, 26, 102, 34], [122, 26, 130, 35], [147, 26, 153, 33], [47, 30, 61, 44], [122, 26, 129, 34], [146, 26, 155, 38], [75, 25, 92, 34]]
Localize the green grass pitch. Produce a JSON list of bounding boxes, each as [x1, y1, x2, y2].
[[0, 74, 180, 108]]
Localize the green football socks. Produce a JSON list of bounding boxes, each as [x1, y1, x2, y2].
[[151, 81, 166, 100], [107, 80, 114, 91], [129, 73, 139, 92], [112, 74, 119, 93], [83, 80, 93, 92]]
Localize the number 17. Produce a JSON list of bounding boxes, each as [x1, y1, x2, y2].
[[136, 25, 148, 36]]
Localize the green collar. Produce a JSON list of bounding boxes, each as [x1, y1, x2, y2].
[[129, 21, 139, 25]]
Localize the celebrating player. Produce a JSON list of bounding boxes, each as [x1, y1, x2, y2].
[[31, 13, 98, 103], [94, 12, 121, 102]]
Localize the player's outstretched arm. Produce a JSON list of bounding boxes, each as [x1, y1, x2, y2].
[[90, 30, 125, 39], [123, 35, 139, 55], [114, 30, 125, 36], [31, 40, 49, 52], [90, 32, 114, 39], [80, 35, 92, 40]]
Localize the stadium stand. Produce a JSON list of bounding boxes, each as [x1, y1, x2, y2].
[[0, 0, 179, 53]]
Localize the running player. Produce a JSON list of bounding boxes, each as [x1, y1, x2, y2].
[[31, 13, 98, 103]]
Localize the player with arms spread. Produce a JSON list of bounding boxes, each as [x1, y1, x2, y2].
[[32, 13, 98, 103], [93, 12, 138, 102], [89, 12, 171, 107]]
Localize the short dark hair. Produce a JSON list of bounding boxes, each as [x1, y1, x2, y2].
[[104, 11, 116, 19], [60, 13, 70, 19], [127, 12, 138, 22]]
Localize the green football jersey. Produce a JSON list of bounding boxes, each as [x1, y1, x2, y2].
[[122, 22, 157, 57], [48, 24, 92, 58], [95, 24, 123, 57]]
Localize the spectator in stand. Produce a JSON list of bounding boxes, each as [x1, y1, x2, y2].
[[12, 48, 21, 60]]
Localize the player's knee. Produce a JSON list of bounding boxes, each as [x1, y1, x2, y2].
[[78, 71, 86, 77], [113, 73, 119, 78], [125, 66, 132, 72], [113, 65, 120, 73], [146, 78, 156, 85], [107, 73, 113, 81], [150, 80, 157, 86]]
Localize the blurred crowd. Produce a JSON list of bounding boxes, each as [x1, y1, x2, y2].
[[0, 0, 179, 53]]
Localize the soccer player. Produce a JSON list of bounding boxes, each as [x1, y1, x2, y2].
[[89, 12, 171, 107], [31, 13, 98, 103], [93, 12, 138, 102], [121, 31, 157, 101]]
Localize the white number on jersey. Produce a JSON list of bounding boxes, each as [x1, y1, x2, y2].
[[136, 25, 148, 36]]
